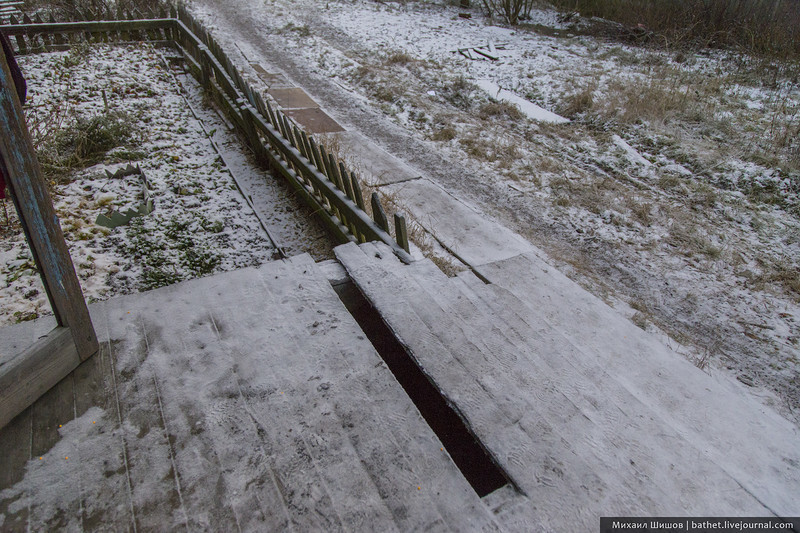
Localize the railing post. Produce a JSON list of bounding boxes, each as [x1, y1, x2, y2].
[[394, 213, 410, 253], [371, 192, 390, 233], [0, 43, 98, 360]]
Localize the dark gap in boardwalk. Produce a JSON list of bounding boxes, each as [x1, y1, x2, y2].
[[333, 280, 510, 498]]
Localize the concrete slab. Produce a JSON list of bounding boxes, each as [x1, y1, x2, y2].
[[325, 131, 422, 186], [267, 87, 319, 109], [284, 107, 345, 134], [383, 178, 536, 266], [250, 63, 293, 88]]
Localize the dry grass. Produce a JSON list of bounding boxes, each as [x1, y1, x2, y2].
[[600, 76, 693, 124], [666, 221, 722, 259], [479, 100, 523, 121], [431, 127, 457, 142], [559, 82, 596, 118], [385, 51, 416, 66], [756, 260, 800, 298]]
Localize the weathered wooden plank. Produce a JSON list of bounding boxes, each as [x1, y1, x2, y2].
[[0, 407, 31, 531], [0, 44, 98, 360], [71, 342, 111, 418], [302, 131, 331, 210], [394, 213, 410, 253], [32, 14, 52, 51], [371, 192, 390, 233], [309, 138, 328, 180], [327, 153, 359, 237], [0, 327, 82, 430], [0, 405, 31, 489], [1, 18, 176, 37], [350, 170, 367, 211], [350, 171, 368, 242], [28, 367, 79, 529], [48, 13, 64, 46]]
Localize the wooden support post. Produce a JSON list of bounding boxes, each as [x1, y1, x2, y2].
[[33, 14, 52, 51], [237, 98, 269, 165], [394, 213, 410, 253], [371, 192, 390, 233], [0, 43, 98, 361], [49, 13, 64, 46]]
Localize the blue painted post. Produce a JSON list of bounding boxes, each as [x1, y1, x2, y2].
[[0, 41, 98, 360]]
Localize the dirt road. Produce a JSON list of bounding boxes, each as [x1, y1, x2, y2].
[[190, 0, 800, 421]]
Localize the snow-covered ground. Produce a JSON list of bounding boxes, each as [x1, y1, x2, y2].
[[0, 43, 333, 327], [189, 0, 800, 421]]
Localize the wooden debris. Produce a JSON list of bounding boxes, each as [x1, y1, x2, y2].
[[452, 41, 508, 61], [96, 164, 154, 228]]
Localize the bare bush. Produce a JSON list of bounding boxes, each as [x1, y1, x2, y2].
[[480, 0, 537, 25], [24, 0, 166, 18]]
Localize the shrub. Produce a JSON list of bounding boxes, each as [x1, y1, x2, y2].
[[39, 110, 135, 177], [480, 0, 537, 25], [549, 0, 800, 59]]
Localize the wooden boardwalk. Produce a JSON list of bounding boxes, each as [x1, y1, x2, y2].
[[336, 242, 800, 530], [0, 254, 499, 532], [3, 246, 800, 531]]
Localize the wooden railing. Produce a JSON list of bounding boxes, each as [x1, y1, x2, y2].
[[2, 5, 414, 262]]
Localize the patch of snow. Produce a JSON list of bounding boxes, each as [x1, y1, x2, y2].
[[611, 134, 652, 168], [476, 79, 569, 123]]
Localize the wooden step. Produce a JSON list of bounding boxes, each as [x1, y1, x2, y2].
[[336, 242, 788, 522], [478, 252, 800, 517], [336, 244, 655, 518], [335, 243, 515, 435], [1, 253, 499, 531]]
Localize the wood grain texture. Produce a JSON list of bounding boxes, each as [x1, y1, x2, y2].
[[0, 327, 81, 430]]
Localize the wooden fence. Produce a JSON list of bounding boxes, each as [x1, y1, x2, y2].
[[2, 5, 413, 262]]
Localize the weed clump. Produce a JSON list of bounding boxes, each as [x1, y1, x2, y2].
[[39, 110, 136, 179], [560, 83, 596, 118], [385, 51, 415, 65], [479, 100, 523, 121], [431, 127, 457, 142], [440, 76, 476, 110]]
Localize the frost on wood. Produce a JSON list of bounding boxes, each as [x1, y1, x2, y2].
[[189, 0, 800, 419]]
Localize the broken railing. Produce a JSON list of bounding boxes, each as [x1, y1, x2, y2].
[[2, 5, 413, 262]]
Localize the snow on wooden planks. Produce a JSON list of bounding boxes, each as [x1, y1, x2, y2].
[[0, 254, 498, 531]]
